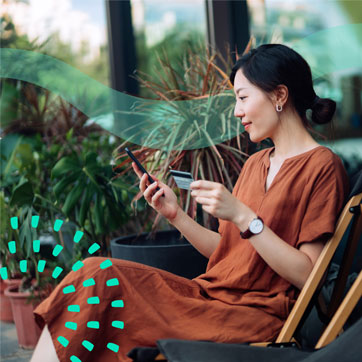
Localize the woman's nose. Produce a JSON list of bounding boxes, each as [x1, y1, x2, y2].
[[234, 105, 245, 118]]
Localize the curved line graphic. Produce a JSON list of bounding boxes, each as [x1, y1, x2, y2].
[[1, 23, 361, 150]]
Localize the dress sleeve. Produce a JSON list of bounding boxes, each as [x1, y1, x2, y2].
[[296, 155, 349, 249]]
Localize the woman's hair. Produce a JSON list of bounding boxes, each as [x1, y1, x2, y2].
[[229, 44, 336, 126]]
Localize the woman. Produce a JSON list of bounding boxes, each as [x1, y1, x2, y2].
[[31, 44, 348, 362]]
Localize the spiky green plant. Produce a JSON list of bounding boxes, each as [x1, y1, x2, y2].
[[114, 40, 255, 232]]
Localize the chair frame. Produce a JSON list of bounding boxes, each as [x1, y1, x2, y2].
[[151, 192, 362, 361], [273, 193, 362, 344], [315, 268, 362, 348]]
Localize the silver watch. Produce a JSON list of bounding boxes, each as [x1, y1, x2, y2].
[[240, 217, 264, 239]]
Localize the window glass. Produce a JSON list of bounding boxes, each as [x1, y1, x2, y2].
[[130, 0, 207, 97], [2, 0, 109, 86], [246, 0, 362, 176]]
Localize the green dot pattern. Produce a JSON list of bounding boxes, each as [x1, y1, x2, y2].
[[87, 321, 100, 329], [52, 244, 63, 257], [0, 267, 8, 280], [106, 278, 119, 286], [31, 215, 39, 228], [33, 239, 40, 252], [63, 285, 76, 294], [72, 260, 84, 272], [54, 219, 63, 232], [38, 260, 46, 272], [70, 356, 82, 362], [52, 266, 63, 279], [83, 278, 95, 287], [111, 321, 124, 329], [88, 243, 100, 254], [82, 340, 94, 351], [68, 305, 80, 312], [65, 321, 78, 331], [107, 343, 119, 353], [111, 300, 124, 308], [4, 216, 126, 358], [73, 230, 84, 243], [100, 259, 112, 269], [8, 241, 16, 254], [10, 216, 18, 229], [5, 216, 127, 357], [57, 336, 69, 347], [19, 260, 27, 272], [87, 296, 100, 305]]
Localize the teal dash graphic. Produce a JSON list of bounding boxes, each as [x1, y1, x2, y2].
[[1, 215, 125, 359]]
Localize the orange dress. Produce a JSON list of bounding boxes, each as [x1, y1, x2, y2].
[[33, 145, 349, 362]]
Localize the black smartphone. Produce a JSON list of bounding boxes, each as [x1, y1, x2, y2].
[[125, 147, 164, 196]]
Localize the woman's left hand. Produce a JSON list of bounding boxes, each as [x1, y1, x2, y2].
[[190, 180, 250, 223]]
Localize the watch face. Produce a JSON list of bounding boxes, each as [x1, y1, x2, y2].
[[250, 218, 264, 234]]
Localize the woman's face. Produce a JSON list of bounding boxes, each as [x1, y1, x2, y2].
[[233, 69, 279, 143]]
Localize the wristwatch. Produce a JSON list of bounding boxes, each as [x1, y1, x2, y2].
[[240, 217, 264, 239]]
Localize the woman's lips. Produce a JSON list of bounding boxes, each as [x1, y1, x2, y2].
[[243, 122, 251, 130]]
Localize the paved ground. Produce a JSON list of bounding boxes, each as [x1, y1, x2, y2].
[[0, 321, 33, 362]]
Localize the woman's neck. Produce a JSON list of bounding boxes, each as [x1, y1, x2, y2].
[[270, 110, 320, 162]]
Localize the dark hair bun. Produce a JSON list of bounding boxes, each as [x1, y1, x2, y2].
[[311, 97, 336, 125]]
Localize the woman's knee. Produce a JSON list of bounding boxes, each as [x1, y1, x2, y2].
[[82, 256, 108, 267]]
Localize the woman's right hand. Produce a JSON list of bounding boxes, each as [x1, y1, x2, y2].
[[132, 162, 180, 221]]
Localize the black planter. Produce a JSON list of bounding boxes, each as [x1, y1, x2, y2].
[[110, 230, 209, 279]]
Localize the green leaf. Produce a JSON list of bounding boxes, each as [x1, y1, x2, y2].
[[51, 157, 80, 179], [53, 173, 79, 198], [94, 192, 104, 235], [78, 183, 95, 226], [85, 152, 98, 167], [18, 207, 33, 258], [10, 179, 34, 207], [66, 128, 74, 141], [61, 181, 84, 216], [104, 193, 122, 230]]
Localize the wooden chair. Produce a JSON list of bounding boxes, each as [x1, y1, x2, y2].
[[266, 189, 362, 346], [131, 172, 362, 361], [315, 268, 362, 348], [154, 270, 362, 362]]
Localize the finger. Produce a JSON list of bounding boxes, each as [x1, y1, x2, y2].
[[140, 173, 150, 193], [148, 174, 159, 184], [193, 196, 214, 205], [190, 180, 218, 190], [201, 204, 214, 215], [151, 188, 164, 203], [132, 162, 143, 179], [191, 190, 215, 198], [144, 180, 159, 200]]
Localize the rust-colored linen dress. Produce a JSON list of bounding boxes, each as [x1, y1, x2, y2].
[[33, 145, 349, 362]]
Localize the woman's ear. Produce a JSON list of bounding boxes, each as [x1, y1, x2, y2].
[[274, 84, 289, 106]]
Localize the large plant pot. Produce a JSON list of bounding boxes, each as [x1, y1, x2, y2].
[[0, 278, 22, 323], [110, 230, 209, 279], [4, 285, 45, 349]]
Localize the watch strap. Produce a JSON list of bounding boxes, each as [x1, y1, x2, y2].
[[240, 228, 253, 239], [240, 217, 264, 239]]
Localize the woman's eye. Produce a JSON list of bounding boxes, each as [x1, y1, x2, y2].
[[239, 97, 246, 101]]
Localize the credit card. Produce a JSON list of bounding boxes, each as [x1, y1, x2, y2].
[[169, 170, 194, 190]]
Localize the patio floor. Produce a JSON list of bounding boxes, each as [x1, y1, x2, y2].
[[0, 321, 33, 362]]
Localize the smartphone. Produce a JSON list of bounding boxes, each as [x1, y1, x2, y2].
[[125, 147, 164, 196], [169, 170, 194, 190]]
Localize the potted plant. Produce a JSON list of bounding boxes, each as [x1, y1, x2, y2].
[[0, 132, 72, 347], [111, 230, 209, 279], [1, 206, 59, 348], [0, 191, 21, 323], [110, 42, 259, 277]]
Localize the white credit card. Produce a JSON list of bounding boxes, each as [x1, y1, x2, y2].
[[169, 170, 194, 190]]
